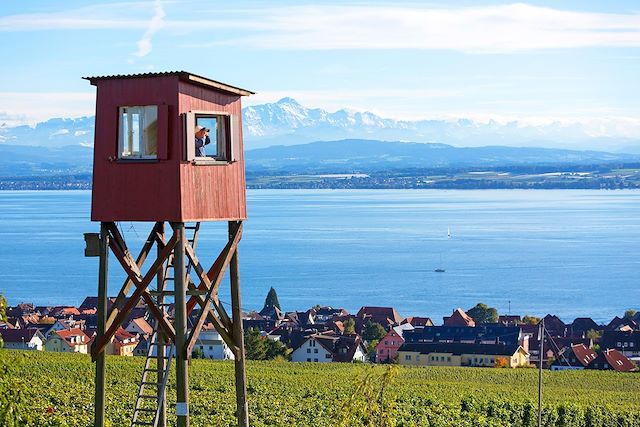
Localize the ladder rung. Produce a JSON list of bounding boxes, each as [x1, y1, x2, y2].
[[135, 408, 156, 413], [185, 226, 198, 230], [139, 395, 157, 399], [141, 381, 161, 386]]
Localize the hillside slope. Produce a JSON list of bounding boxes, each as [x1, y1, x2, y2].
[[2, 350, 639, 427]]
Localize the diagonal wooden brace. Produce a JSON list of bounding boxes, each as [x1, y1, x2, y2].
[[107, 239, 175, 342], [104, 222, 161, 329], [184, 226, 241, 357], [91, 232, 178, 359]]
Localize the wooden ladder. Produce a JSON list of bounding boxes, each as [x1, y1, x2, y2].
[[130, 223, 201, 427], [130, 331, 174, 427]]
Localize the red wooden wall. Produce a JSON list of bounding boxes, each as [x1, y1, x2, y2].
[[89, 74, 247, 222]]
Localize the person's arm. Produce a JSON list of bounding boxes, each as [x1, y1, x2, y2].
[[195, 138, 204, 149], [204, 135, 211, 146]]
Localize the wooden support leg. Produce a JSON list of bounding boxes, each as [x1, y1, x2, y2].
[[173, 223, 189, 427], [229, 221, 249, 427], [156, 222, 167, 427], [94, 222, 109, 427]]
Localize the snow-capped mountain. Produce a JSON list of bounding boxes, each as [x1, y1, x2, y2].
[[242, 98, 640, 152], [1, 98, 639, 153], [0, 116, 95, 148]]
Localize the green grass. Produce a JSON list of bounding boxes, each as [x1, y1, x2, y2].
[[2, 349, 639, 426]]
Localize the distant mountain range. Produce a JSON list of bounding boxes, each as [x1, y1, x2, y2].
[[2, 97, 639, 153], [2, 138, 638, 178], [246, 139, 640, 173]]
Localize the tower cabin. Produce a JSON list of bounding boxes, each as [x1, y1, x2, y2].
[[84, 71, 254, 222]]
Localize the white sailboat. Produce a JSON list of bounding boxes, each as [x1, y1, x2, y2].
[[447, 226, 451, 239]]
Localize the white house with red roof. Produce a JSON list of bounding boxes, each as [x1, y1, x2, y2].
[[125, 317, 154, 338], [45, 328, 90, 354]]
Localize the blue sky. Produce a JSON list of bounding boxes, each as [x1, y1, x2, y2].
[[1, 0, 639, 138]]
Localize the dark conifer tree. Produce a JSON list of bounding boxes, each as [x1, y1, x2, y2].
[[262, 287, 281, 312]]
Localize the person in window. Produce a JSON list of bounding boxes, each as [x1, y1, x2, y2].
[[195, 125, 210, 157]]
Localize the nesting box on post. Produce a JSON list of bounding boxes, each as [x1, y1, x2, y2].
[[84, 71, 253, 427]]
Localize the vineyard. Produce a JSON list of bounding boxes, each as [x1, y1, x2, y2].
[[1, 349, 639, 427]]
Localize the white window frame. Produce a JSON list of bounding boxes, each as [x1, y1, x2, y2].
[[184, 110, 240, 164], [118, 106, 158, 160]]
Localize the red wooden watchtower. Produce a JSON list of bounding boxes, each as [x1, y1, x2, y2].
[[83, 71, 253, 427]]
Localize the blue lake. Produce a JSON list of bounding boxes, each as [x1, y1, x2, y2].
[[0, 189, 638, 324]]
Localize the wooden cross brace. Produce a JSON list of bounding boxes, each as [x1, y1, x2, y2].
[[183, 222, 243, 358], [91, 222, 177, 359]]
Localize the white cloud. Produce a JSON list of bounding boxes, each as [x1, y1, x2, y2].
[[199, 3, 640, 52], [0, 92, 95, 126], [3, 3, 640, 53], [133, 0, 166, 57], [0, 3, 152, 31]]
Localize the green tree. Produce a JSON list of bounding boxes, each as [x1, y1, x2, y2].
[[522, 315, 541, 325], [343, 318, 356, 334], [192, 347, 205, 359], [261, 287, 281, 312], [264, 338, 290, 360], [586, 329, 602, 340], [0, 294, 6, 322], [244, 327, 267, 360], [244, 327, 290, 360], [624, 309, 637, 319], [362, 321, 387, 342], [467, 303, 498, 324]]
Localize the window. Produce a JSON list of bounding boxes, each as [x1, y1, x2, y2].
[[314, 349, 318, 354], [307, 348, 311, 353], [118, 106, 158, 159], [405, 355, 411, 361], [184, 111, 239, 163], [314, 358, 318, 362], [307, 358, 311, 362]]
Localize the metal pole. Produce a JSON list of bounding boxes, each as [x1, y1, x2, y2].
[[94, 222, 109, 427], [538, 319, 544, 427], [173, 223, 189, 427], [229, 221, 249, 427], [156, 222, 167, 427]]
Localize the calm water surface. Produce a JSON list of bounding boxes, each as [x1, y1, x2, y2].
[[0, 189, 638, 323]]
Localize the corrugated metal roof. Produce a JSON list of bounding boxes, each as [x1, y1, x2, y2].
[[82, 71, 254, 96]]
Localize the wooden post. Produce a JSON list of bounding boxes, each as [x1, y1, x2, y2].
[[156, 222, 167, 427], [173, 223, 189, 427], [94, 222, 109, 427], [538, 319, 544, 427], [229, 221, 249, 427]]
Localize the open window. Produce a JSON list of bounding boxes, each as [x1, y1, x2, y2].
[[118, 106, 158, 159], [184, 111, 240, 164]]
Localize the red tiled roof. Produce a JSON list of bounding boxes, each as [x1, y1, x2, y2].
[[603, 349, 636, 372], [570, 344, 597, 367], [53, 328, 89, 347], [444, 308, 476, 327]]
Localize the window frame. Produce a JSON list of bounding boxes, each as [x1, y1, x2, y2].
[[184, 110, 240, 165], [117, 105, 159, 160]]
